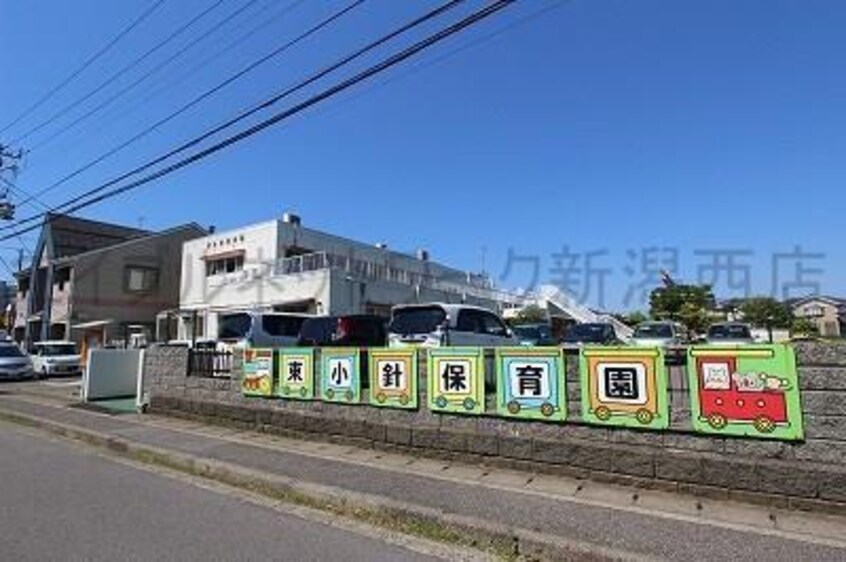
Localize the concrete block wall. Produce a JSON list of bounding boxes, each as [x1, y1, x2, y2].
[[144, 342, 846, 513]]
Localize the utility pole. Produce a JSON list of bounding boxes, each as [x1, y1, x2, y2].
[[0, 143, 23, 221]]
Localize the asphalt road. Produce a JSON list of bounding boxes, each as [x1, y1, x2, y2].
[[0, 425, 446, 562]]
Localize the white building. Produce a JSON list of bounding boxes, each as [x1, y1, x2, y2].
[[162, 213, 516, 341]]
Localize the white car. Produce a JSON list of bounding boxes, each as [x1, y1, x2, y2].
[[388, 303, 518, 348], [31, 341, 82, 378], [0, 343, 34, 381]]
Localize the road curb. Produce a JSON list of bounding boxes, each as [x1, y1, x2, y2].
[[0, 407, 644, 562]]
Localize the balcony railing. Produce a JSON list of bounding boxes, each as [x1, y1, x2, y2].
[[270, 251, 510, 302]]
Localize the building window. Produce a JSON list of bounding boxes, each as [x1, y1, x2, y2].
[[125, 266, 159, 293], [205, 255, 244, 277], [803, 305, 824, 318], [54, 267, 71, 292]]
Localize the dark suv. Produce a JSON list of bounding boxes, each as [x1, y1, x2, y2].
[[297, 315, 387, 347]]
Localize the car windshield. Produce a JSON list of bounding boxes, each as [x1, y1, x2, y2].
[[565, 324, 611, 342], [0, 345, 24, 358], [708, 324, 752, 339], [513, 326, 541, 339], [261, 314, 308, 337], [634, 324, 673, 339], [39, 344, 77, 356], [219, 313, 251, 340], [389, 306, 446, 334], [297, 317, 336, 344]]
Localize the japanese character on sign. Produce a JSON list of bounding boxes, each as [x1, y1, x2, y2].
[[604, 367, 639, 400], [330, 358, 351, 387], [380, 361, 404, 390], [286, 360, 304, 383], [509, 362, 550, 399], [516, 364, 543, 396], [440, 361, 470, 394], [596, 362, 647, 405]]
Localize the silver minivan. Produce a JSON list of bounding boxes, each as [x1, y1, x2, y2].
[[631, 321, 688, 347], [388, 303, 518, 348], [218, 311, 312, 348]]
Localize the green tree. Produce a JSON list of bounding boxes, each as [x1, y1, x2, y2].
[[649, 284, 715, 334], [790, 316, 819, 337], [613, 310, 648, 327], [510, 304, 548, 325], [739, 297, 793, 329]]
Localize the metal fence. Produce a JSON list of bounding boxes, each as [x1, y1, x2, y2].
[[188, 349, 233, 378]]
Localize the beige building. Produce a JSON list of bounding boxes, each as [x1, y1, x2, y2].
[[790, 296, 846, 337], [14, 214, 205, 348]]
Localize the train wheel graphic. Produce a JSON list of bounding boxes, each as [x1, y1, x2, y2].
[[635, 408, 654, 425], [595, 406, 612, 421], [753, 416, 776, 433], [507, 400, 521, 415], [707, 413, 728, 430]]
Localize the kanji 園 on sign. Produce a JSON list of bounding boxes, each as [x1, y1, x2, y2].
[[320, 348, 361, 403], [276, 348, 315, 400], [687, 344, 803, 440], [242, 348, 273, 397], [580, 347, 668, 429], [368, 349, 418, 409], [427, 348, 484, 414], [496, 348, 566, 421]]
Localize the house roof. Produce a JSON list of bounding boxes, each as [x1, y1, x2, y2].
[[15, 217, 205, 277], [46, 213, 151, 259], [52, 222, 206, 265], [787, 295, 846, 308]]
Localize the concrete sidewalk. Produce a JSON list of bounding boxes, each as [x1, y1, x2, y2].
[[1, 391, 846, 561]]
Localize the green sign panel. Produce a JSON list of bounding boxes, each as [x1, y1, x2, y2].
[[276, 348, 315, 400], [687, 344, 804, 440], [320, 348, 361, 403], [368, 349, 418, 409], [427, 348, 485, 415], [241, 348, 273, 397], [580, 346, 669, 429], [495, 347, 566, 421]]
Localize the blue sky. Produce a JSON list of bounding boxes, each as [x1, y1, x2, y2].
[[1, 0, 844, 311]]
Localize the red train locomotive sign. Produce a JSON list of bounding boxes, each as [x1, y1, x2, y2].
[[695, 356, 788, 433], [687, 345, 802, 440]]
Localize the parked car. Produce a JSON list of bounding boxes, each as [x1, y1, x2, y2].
[[562, 322, 619, 345], [31, 341, 81, 378], [388, 303, 517, 348], [0, 342, 34, 381], [297, 315, 387, 347], [631, 321, 688, 347], [218, 311, 312, 348], [159, 338, 218, 349], [706, 322, 755, 345], [512, 323, 557, 346]]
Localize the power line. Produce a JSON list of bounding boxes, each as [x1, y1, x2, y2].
[[0, 0, 515, 243], [29, 0, 277, 153], [14, 0, 362, 210], [310, 1, 570, 130], [10, 0, 227, 145], [0, 176, 50, 212], [43, 0, 309, 158], [0, 254, 17, 278], [0, 0, 167, 136]]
